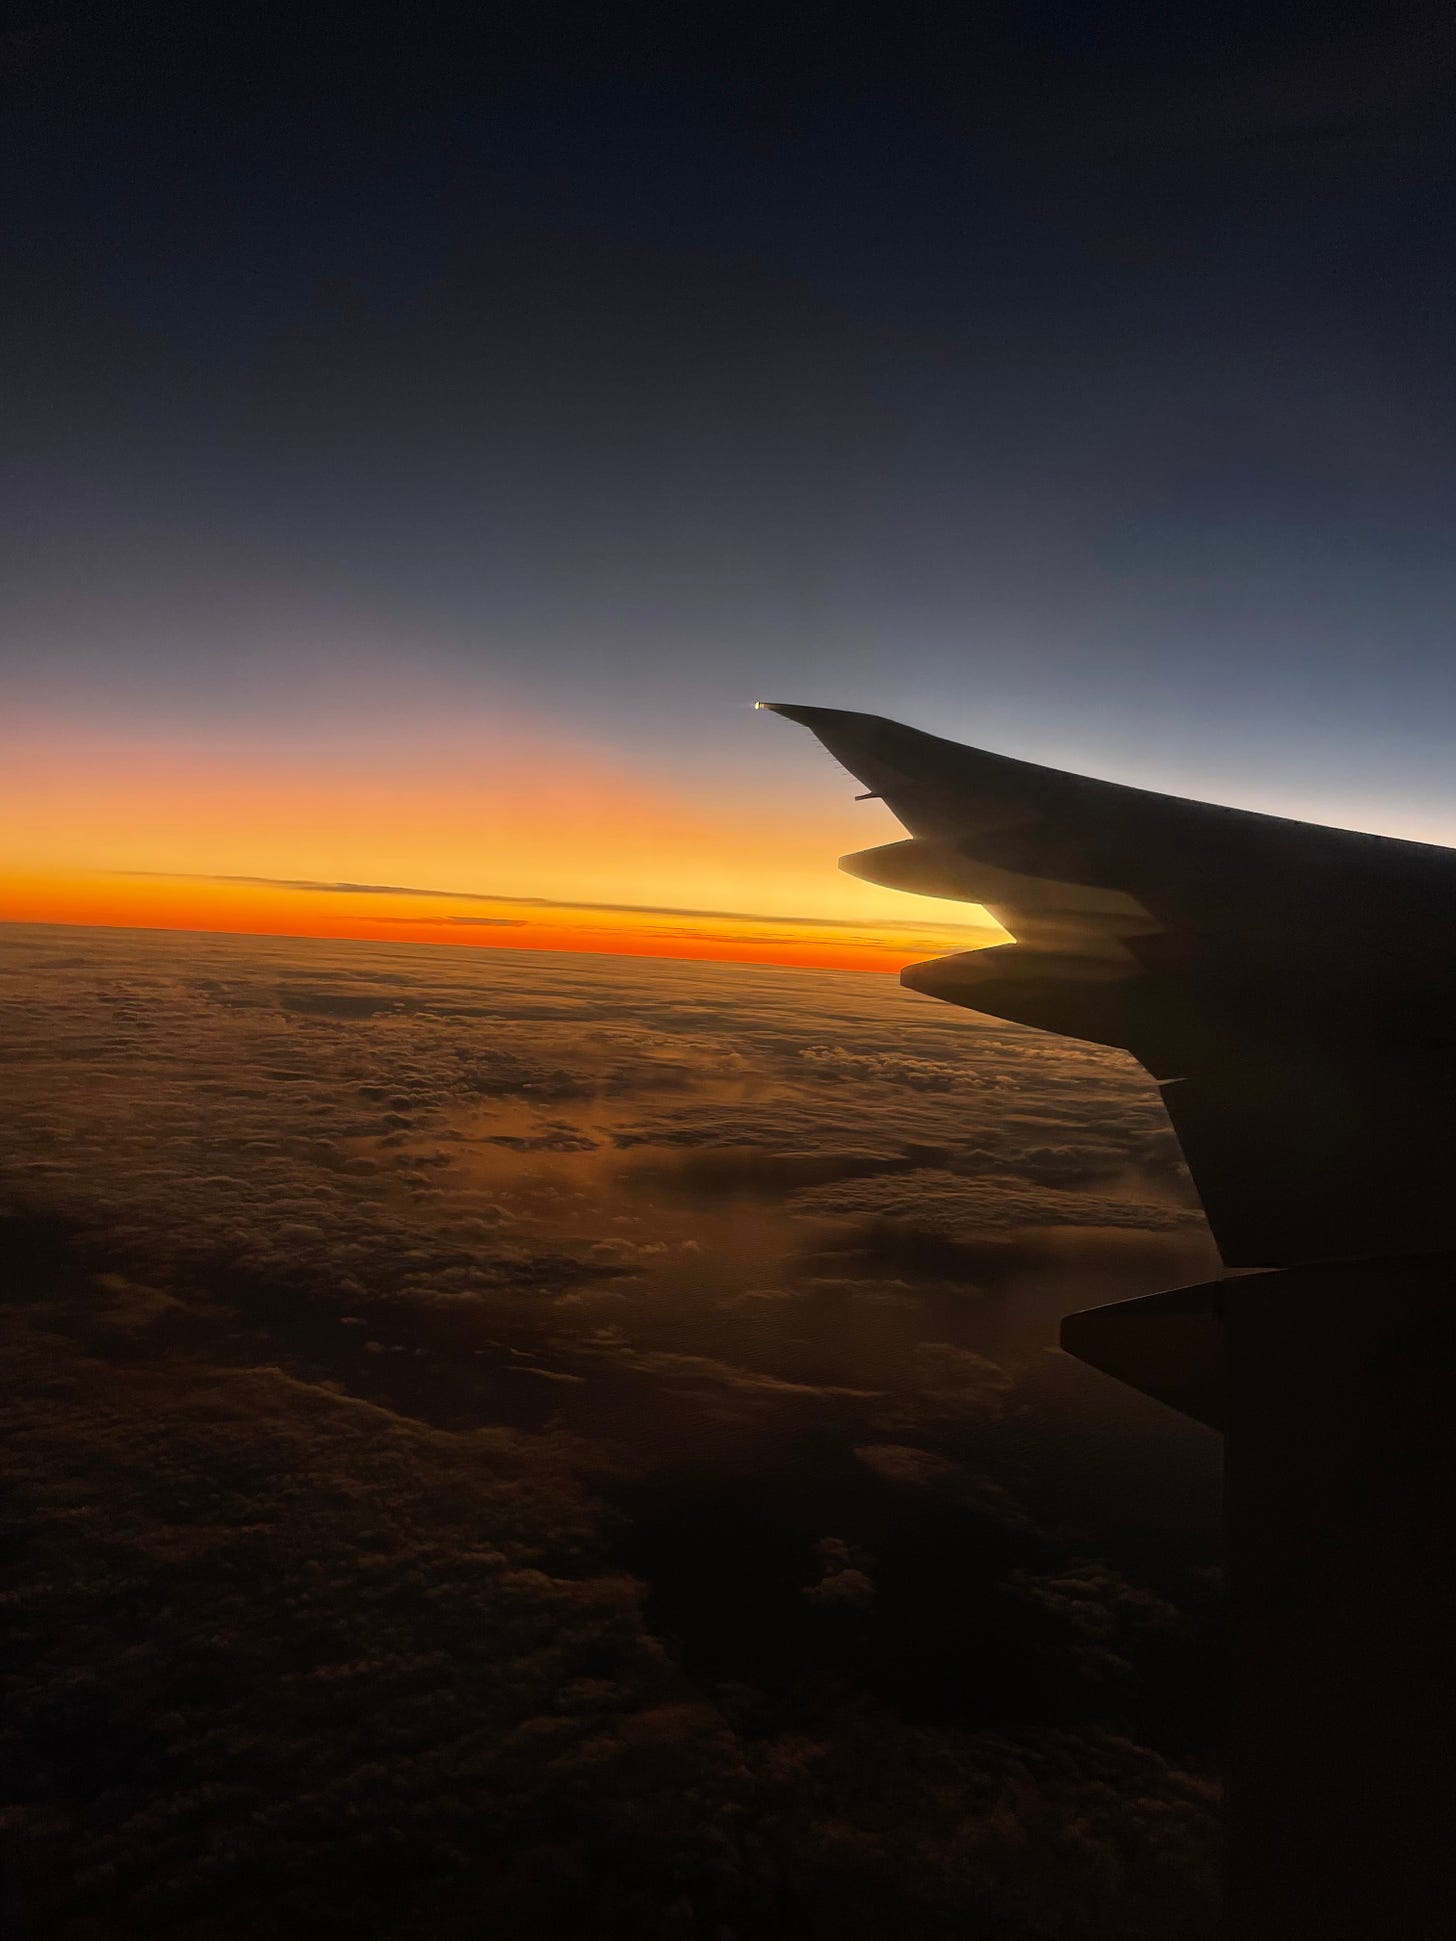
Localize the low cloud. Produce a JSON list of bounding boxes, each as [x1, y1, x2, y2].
[[624, 1144, 920, 1197], [117, 870, 994, 936], [383, 914, 528, 927], [0, 923, 1222, 1939]]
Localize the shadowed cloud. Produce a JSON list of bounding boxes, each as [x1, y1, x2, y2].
[[0, 923, 1223, 1939]]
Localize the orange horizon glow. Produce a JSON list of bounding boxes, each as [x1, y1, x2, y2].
[[1, 701, 1009, 973], [0, 868, 1008, 975]]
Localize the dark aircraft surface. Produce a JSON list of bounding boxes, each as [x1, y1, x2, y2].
[[762, 702, 1456, 1941]]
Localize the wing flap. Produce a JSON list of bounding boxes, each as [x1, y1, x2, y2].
[[764, 703, 1456, 1267]]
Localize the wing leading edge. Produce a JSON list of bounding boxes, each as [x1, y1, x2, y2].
[[760, 702, 1456, 1270], [760, 703, 1456, 1936]]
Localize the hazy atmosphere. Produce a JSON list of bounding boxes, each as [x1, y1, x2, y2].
[[4, 2, 1453, 1936], [7, 2, 1456, 962]]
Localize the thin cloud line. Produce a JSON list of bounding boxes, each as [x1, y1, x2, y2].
[[107, 870, 997, 936]]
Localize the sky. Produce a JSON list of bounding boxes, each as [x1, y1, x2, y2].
[[4, 1, 1455, 967]]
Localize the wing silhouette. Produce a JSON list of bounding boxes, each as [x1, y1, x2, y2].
[[760, 702, 1456, 1271], [761, 701, 1456, 1938]]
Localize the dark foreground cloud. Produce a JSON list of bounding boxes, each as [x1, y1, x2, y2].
[[0, 925, 1222, 1937], [2, 1243, 741, 1939]]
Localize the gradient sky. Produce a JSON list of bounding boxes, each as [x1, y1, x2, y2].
[[5, 3, 1455, 964]]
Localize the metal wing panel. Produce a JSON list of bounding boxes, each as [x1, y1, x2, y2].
[[762, 703, 1456, 1267]]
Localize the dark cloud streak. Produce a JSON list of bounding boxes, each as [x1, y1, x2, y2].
[[110, 870, 995, 935]]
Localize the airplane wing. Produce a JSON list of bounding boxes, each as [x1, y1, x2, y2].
[[762, 701, 1456, 1938], [759, 702, 1456, 1269]]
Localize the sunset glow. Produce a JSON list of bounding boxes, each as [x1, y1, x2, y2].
[[1, 706, 1006, 972], [0, 866, 1007, 972]]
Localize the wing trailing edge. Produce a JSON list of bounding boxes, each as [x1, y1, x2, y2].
[[762, 702, 1456, 1271], [762, 703, 1456, 1934]]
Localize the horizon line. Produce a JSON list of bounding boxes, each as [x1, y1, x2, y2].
[[105, 868, 994, 936], [0, 912, 979, 979]]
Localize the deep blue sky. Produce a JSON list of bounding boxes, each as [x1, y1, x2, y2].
[[6, 1, 1456, 839]]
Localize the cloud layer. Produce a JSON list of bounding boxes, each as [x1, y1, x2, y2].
[[0, 921, 1223, 1937]]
